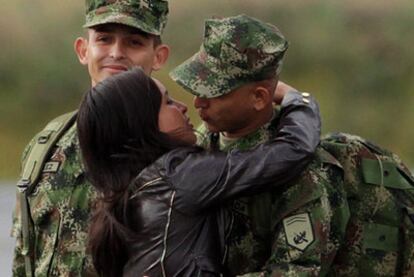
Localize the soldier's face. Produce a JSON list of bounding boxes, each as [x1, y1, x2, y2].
[[75, 24, 169, 86], [193, 84, 257, 137]]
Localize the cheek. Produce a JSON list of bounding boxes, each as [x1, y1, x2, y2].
[[209, 101, 230, 120], [158, 109, 174, 132], [158, 108, 186, 133], [131, 52, 155, 72], [158, 109, 168, 132], [87, 47, 105, 72], [208, 101, 246, 129], [89, 45, 105, 62]]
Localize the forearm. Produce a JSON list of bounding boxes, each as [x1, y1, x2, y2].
[[171, 91, 321, 210], [276, 90, 321, 152]]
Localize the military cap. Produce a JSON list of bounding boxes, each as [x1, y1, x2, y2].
[[83, 0, 169, 35], [170, 14, 288, 98]]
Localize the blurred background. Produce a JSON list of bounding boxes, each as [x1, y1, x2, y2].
[[0, 0, 413, 273], [1, 0, 414, 179]]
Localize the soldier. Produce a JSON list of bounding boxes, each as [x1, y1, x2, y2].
[[11, 1, 176, 276], [170, 14, 350, 276], [171, 14, 414, 277]]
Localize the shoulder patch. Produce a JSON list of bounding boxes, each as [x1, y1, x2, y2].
[[283, 213, 315, 251]]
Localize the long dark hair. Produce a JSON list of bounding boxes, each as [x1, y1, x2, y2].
[[77, 68, 184, 276]]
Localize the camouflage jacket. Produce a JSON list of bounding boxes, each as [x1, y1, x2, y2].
[[197, 110, 350, 276], [321, 133, 414, 276], [12, 122, 98, 277]]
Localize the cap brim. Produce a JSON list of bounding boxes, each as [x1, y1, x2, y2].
[[83, 12, 161, 36], [169, 52, 246, 99]]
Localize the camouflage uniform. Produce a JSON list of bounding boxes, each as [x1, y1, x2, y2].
[[321, 133, 414, 276], [196, 114, 350, 277], [11, 1, 168, 276], [171, 15, 350, 276], [12, 124, 97, 276], [172, 14, 414, 276]]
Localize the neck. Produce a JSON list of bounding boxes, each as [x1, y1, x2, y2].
[[223, 108, 273, 139]]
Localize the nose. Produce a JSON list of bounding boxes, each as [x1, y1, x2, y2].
[[193, 96, 209, 109], [174, 99, 188, 114], [109, 40, 125, 60]]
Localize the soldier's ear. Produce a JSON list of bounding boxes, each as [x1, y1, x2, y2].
[[152, 44, 170, 71], [74, 37, 89, 65], [251, 85, 272, 111]]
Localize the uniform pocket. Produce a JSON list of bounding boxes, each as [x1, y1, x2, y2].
[[361, 158, 414, 190], [362, 222, 399, 252]]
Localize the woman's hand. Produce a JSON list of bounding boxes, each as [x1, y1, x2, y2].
[[274, 81, 297, 104]]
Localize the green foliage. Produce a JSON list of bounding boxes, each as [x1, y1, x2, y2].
[[1, 0, 413, 178]]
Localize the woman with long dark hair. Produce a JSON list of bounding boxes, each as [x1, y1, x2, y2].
[[77, 67, 320, 276]]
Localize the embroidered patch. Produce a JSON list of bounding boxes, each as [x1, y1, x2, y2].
[[43, 162, 60, 173], [283, 213, 314, 251]]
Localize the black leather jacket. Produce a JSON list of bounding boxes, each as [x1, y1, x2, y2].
[[122, 92, 321, 277]]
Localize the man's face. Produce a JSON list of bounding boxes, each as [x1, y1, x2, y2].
[[76, 24, 167, 86], [193, 84, 257, 136]]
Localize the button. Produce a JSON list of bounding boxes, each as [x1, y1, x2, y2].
[[38, 135, 50, 144], [303, 98, 310, 104], [302, 92, 310, 97]]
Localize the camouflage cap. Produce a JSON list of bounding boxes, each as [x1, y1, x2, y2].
[[170, 14, 288, 98], [83, 0, 169, 35]]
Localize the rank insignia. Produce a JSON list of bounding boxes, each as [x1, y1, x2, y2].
[[283, 212, 314, 251], [43, 162, 60, 173]]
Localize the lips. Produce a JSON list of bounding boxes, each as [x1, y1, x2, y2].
[[198, 112, 209, 122], [102, 64, 129, 72], [186, 118, 194, 129]]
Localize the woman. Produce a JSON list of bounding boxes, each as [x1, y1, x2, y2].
[[77, 68, 320, 276]]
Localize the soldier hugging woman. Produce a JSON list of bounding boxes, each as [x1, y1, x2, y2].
[[76, 67, 321, 276]]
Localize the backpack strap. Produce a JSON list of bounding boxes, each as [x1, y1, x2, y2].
[[17, 110, 78, 277]]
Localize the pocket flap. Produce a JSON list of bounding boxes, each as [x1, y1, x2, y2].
[[363, 222, 398, 252], [362, 158, 414, 190]]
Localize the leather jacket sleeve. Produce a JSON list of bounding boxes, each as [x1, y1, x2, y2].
[[161, 91, 321, 213]]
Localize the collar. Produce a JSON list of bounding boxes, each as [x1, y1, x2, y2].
[[219, 108, 279, 151]]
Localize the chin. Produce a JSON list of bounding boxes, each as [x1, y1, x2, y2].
[[189, 134, 197, 145], [95, 74, 110, 84], [206, 125, 222, 134], [182, 132, 197, 146], [168, 130, 197, 146]]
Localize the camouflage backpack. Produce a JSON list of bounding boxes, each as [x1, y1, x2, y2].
[[15, 111, 78, 277], [321, 133, 414, 276]]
